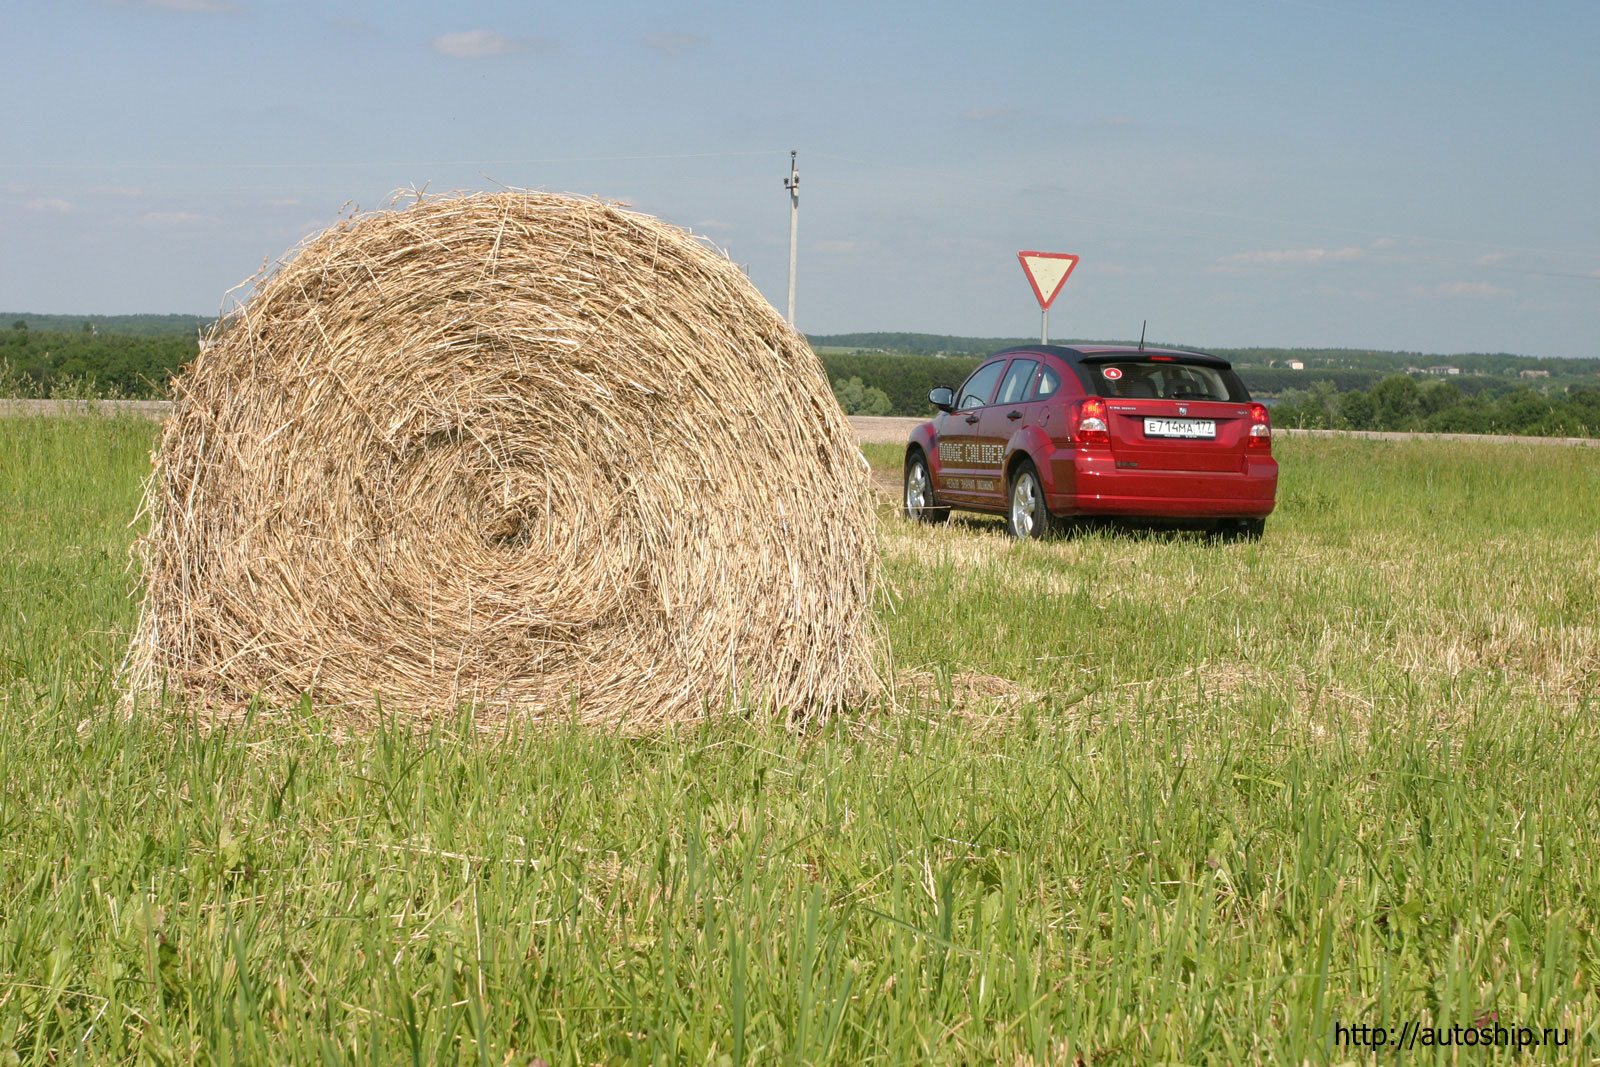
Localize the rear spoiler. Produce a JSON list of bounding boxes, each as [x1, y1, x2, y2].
[[1076, 352, 1234, 370]]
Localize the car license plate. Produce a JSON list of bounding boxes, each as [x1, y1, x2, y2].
[[1144, 417, 1215, 439]]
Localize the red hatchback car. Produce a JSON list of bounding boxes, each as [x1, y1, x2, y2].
[[904, 345, 1277, 539]]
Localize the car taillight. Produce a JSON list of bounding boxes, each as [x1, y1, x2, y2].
[[1247, 403, 1271, 450], [1074, 397, 1110, 445]]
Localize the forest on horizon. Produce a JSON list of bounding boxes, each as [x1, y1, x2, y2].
[[4, 315, 1596, 438]]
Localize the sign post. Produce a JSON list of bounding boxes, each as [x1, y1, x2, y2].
[[1017, 251, 1079, 344]]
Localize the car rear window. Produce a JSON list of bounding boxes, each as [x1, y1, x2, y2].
[[1079, 359, 1249, 402]]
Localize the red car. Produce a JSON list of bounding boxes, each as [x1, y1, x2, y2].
[[903, 345, 1277, 539]]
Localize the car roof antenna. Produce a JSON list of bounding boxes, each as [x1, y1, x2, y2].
[[1138, 320, 1147, 351]]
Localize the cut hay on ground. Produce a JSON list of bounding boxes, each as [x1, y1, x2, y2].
[[126, 191, 881, 727]]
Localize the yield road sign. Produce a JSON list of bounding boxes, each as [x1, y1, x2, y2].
[[1017, 251, 1079, 310]]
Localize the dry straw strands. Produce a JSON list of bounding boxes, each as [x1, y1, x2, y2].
[[126, 191, 881, 728]]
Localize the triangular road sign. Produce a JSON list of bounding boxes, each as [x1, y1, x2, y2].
[[1018, 251, 1080, 310]]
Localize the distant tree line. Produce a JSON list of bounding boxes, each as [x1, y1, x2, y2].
[[1273, 377, 1600, 437], [813, 352, 1417, 418], [817, 349, 1600, 439], [5, 319, 1596, 442], [3, 313, 210, 337], [820, 353, 982, 415], [1238, 367, 1536, 397], [0, 327, 197, 398], [809, 333, 1595, 383]]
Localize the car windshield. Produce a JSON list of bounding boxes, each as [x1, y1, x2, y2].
[[1084, 360, 1247, 402]]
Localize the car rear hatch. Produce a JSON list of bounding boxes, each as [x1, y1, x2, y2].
[[1075, 354, 1255, 473]]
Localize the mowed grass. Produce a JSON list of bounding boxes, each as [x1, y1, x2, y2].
[[3, 417, 1599, 1065]]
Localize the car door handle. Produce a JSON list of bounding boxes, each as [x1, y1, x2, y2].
[[965, 414, 979, 424], [1006, 410, 1022, 421]]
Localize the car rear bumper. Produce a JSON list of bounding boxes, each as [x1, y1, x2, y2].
[[1046, 450, 1277, 518]]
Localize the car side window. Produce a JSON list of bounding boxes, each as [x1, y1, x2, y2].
[[1032, 365, 1061, 400], [956, 361, 1007, 411], [995, 359, 1039, 406]]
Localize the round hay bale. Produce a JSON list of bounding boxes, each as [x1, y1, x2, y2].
[[126, 191, 881, 726]]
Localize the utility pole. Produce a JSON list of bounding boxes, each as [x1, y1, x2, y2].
[[784, 150, 799, 326]]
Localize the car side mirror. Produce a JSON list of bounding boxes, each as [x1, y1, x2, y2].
[[929, 386, 955, 413]]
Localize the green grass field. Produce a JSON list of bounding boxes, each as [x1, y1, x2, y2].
[[3, 416, 1598, 1064]]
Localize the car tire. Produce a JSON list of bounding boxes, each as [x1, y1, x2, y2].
[[903, 450, 950, 524], [1217, 518, 1266, 542], [1007, 459, 1055, 540]]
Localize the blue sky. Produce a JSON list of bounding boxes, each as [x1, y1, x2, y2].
[[3, 0, 1597, 357]]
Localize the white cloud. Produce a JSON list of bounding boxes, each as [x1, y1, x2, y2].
[[432, 30, 543, 58], [643, 32, 705, 56], [1474, 252, 1509, 266], [694, 219, 734, 231], [26, 198, 72, 214]]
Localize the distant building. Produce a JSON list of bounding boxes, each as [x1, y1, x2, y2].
[[1426, 366, 1461, 376], [1287, 360, 1304, 371], [1520, 369, 1550, 379]]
